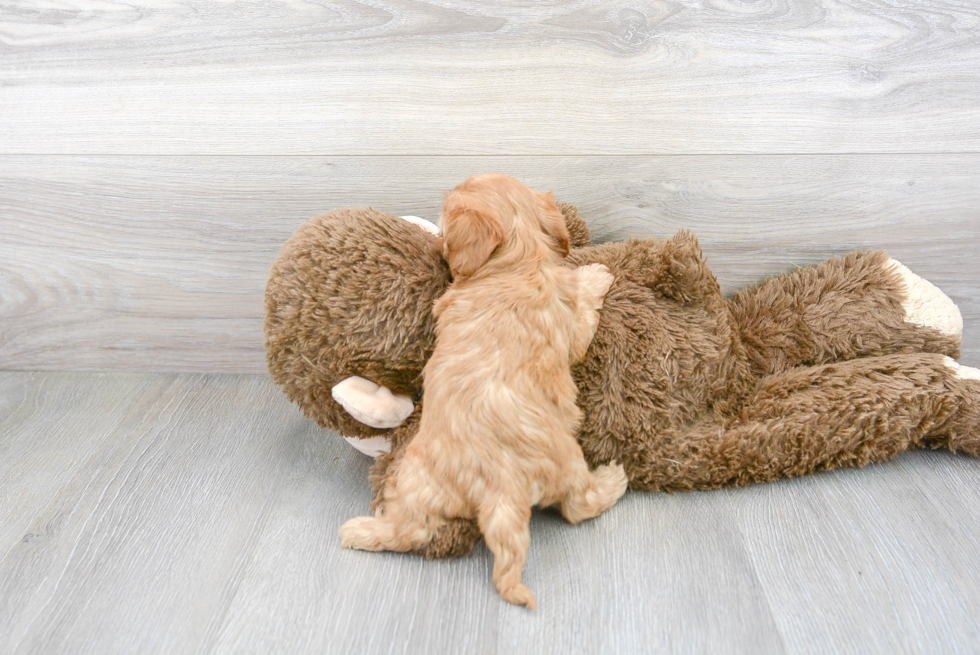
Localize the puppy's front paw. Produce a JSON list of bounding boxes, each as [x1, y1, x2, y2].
[[577, 263, 615, 304]]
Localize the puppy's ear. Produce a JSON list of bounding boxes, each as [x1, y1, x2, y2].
[[539, 192, 571, 257], [442, 209, 504, 278]]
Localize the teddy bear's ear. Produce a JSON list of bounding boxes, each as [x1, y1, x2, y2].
[[557, 202, 592, 248], [441, 208, 504, 278]]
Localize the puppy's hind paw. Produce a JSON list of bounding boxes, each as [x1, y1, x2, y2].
[[340, 516, 388, 551], [594, 461, 629, 504], [560, 461, 630, 524]]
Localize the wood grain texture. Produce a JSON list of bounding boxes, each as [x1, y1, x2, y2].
[[2, 372, 980, 654], [2, 1, 980, 154], [2, 154, 978, 372], [3, 2, 979, 650], [212, 477, 786, 655], [729, 451, 980, 654], [0, 373, 161, 547], [0, 372, 308, 654]]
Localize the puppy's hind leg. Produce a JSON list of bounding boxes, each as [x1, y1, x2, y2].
[[340, 503, 436, 553], [560, 460, 629, 524], [340, 459, 441, 552], [477, 495, 536, 609], [340, 513, 432, 552]]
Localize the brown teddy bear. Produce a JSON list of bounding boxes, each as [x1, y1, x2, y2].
[[265, 202, 980, 558]]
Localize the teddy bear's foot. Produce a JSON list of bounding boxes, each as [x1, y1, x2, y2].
[[887, 259, 963, 338], [938, 357, 980, 456], [944, 357, 980, 381]]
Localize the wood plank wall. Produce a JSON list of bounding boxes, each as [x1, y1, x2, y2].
[[2, 1, 978, 372]]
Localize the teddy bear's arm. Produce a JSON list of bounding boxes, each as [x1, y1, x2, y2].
[[728, 251, 963, 378], [622, 353, 980, 492], [567, 231, 721, 305]]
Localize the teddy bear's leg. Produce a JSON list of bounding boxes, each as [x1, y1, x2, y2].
[[930, 358, 980, 455], [477, 494, 536, 609], [559, 460, 629, 524], [885, 259, 963, 335], [730, 251, 963, 377], [626, 353, 980, 492]]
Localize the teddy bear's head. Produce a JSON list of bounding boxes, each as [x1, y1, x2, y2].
[[264, 203, 592, 455], [264, 208, 448, 450]]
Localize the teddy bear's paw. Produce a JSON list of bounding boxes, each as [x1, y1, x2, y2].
[[331, 375, 414, 429], [887, 259, 963, 338], [944, 357, 980, 382], [577, 263, 615, 303], [343, 435, 392, 458], [399, 215, 440, 236]]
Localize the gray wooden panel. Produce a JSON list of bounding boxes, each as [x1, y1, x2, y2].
[[0, 373, 303, 654], [211, 480, 785, 655], [2, 154, 978, 372], [2, 372, 980, 653], [2, 1, 979, 155], [730, 451, 980, 654], [0, 373, 173, 650], [0, 373, 162, 546]]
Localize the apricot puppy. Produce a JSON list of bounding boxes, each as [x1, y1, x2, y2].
[[340, 173, 628, 608]]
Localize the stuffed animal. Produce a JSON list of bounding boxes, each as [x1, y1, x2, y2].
[[264, 202, 980, 558]]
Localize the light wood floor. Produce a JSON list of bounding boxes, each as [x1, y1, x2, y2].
[[3, 1, 980, 652], [1, 371, 979, 655]]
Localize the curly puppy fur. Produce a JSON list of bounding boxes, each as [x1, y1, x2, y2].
[[265, 201, 979, 560], [338, 175, 627, 607]]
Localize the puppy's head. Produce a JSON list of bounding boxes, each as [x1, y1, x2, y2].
[[441, 173, 570, 278], [440, 193, 504, 279]]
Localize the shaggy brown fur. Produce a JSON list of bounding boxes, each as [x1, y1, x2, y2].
[[265, 202, 980, 559]]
